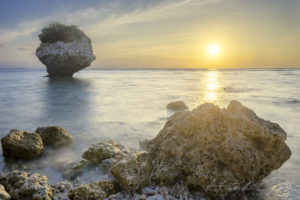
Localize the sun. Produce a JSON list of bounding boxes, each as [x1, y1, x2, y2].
[[207, 44, 220, 56]]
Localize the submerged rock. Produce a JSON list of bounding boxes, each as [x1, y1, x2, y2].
[[143, 100, 291, 196], [35, 126, 72, 148], [110, 151, 151, 192], [68, 180, 118, 200], [82, 141, 129, 164], [0, 184, 10, 200], [166, 101, 188, 111], [0, 171, 52, 200], [36, 22, 95, 77], [1, 129, 43, 160]]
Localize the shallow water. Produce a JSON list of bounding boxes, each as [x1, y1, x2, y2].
[[0, 68, 299, 199]]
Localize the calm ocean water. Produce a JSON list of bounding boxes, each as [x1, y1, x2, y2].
[[0, 68, 299, 199]]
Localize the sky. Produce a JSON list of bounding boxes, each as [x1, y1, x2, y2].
[[0, 0, 299, 68]]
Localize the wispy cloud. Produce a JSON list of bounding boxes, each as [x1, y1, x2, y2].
[[0, 0, 221, 44]]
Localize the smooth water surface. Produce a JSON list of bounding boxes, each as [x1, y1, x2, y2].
[[0, 68, 299, 199]]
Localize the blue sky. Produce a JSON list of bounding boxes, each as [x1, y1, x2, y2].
[[0, 0, 299, 68]]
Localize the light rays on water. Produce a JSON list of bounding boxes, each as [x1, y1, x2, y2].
[[196, 70, 222, 106]]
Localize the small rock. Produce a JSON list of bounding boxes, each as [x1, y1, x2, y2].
[[0, 184, 10, 200], [1, 129, 43, 160], [142, 187, 156, 196], [35, 126, 72, 148], [110, 151, 151, 192], [166, 101, 188, 111], [62, 168, 83, 182], [100, 158, 117, 172], [52, 181, 73, 200], [82, 141, 128, 164], [147, 194, 163, 200], [68, 180, 118, 200]]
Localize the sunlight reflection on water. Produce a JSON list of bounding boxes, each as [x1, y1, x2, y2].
[[203, 71, 219, 103]]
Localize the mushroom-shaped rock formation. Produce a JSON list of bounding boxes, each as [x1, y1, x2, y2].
[[143, 100, 291, 197], [35, 126, 73, 148], [36, 22, 96, 77], [1, 129, 43, 160]]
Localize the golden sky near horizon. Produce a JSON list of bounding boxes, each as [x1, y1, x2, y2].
[[0, 0, 299, 68]]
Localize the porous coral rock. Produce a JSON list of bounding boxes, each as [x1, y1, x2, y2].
[[0, 171, 52, 200], [82, 141, 129, 164], [144, 100, 291, 196], [51, 181, 73, 200], [1, 129, 43, 160], [68, 180, 118, 200], [110, 151, 151, 192], [35, 126, 73, 148]]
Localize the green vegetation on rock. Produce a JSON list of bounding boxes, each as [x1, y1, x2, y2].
[[38, 22, 91, 44]]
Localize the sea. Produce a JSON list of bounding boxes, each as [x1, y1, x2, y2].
[[0, 68, 299, 199]]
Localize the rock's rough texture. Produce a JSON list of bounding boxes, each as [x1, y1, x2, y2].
[[51, 181, 73, 200], [143, 100, 291, 196], [166, 101, 188, 111], [68, 180, 118, 200], [82, 141, 129, 164], [0, 171, 52, 200], [110, 151, 151, 192], [35, 126, 72, 148], [1, 130, 43, 160], [0, 184, 10, 200], [36, 37, 95, 77]]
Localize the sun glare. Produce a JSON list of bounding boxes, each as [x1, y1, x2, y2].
[[207, 44, 220, 56]]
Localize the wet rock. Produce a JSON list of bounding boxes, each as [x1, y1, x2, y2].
[[0, 171, 52, 200], [166, 101, 188, 111], [62, 168, 83, 182], [144, 100, 291, 197], [35, 126, 72, 148], [141, 187, 157, 196], [147, 194, 163, 200], [0, 184, 10, 200], [110, 151, 151, 192], [51, 181, 73, 200], [68, 180, 118, 200], [100, 158, 117, 172], [82, 141, 129, 164], [1, 129, 43, 160]]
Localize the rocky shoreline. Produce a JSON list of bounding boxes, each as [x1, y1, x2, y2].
[[0, 101, 291, 200]]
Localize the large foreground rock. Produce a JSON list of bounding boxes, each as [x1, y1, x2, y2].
[[1, 130, 43, 160], [35, 126, 72, 148], [143, 100, 291, 196], [0, 171, 52, 200]]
